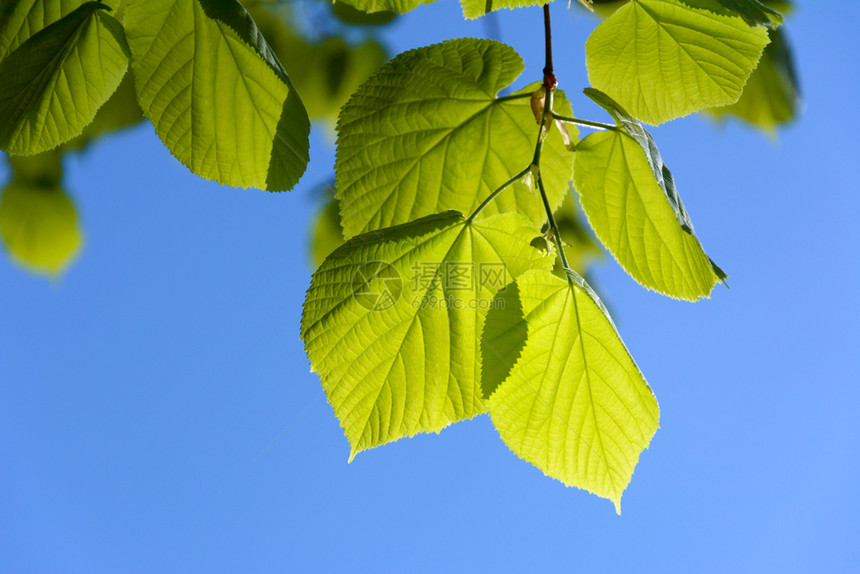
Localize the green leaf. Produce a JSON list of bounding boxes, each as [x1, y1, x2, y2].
[[340, 0, 555, 18], [573, 89, 727, 301], [585, 0, 770, 125], [124, 0, 310, 191], [301, 210, 549, 458], [334, 0, 435, 15], [0, 3, 130, 155], [591, 0, 786, 25], [245, 3, 389, 124], [336, 38, 575, 239], [589, 0, 630, 18], [331, 1, 396, 26], [486, 268, 659, 513], [760, 0, 792, 15], [0, 0, 95, 63], [64, 71, 144, 150], [1, 152, 82, 276], [459, 0, 550, 20], [709, 27, 799, 132], [708, 0, 783, 27]]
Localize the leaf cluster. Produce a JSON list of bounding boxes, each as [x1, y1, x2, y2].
[[0, 0, 800, 511]]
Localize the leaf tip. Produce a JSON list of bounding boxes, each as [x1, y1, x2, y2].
[[709, 257, 729, 284]]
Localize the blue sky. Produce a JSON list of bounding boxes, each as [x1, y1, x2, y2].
[[1, 1, 859, 572]]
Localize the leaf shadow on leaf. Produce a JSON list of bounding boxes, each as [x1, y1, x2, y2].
[[678, 0, 783, 27], [341, 210, 459, 253], [266, 87, 311, 191], [198, 0, 287, 80], [95, 5, 131, 54], [480, 280, 526, 400], [189, 0, 311, 191], [0, 2, 129, 155], [302, 211, 462, 335]]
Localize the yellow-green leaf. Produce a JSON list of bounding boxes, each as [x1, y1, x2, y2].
[[585, 0, 769, 125], [0, 2, 130, 155], [124, 0, 310, 191], [0, 0, 101, 63], [63, 71, 144, 150], [573, 90, 726, 300], [687, 0, 783, 27], [460, 0, 550, 20], [301, 211, 549, 458], [336, 39, 575, 239], [334, 0, 435, 15], [709, 27, 799, 132], [487, 269, 659, 513]]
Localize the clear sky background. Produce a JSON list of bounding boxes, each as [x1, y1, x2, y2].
[[2, 1, 859, 572]]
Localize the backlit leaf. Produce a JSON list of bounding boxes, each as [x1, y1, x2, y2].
[[573, 89, 727, 300], [339, 0, 555, 17], [708, 0, 782, 27], [0, 0, 97, 63], [334, 0, 434, 15], [0, 2, 130, 155], [64, 71, 144, 150], [588, 0, 628, 17], [336, 38, 575, 239], [245, 3, 389, 124], [124, 0, 310, 191], [709, 27, 799, 132], [331, 1, 396, 26], [585, 0, 769, 125], [591, 0, 785, 25], [460, 0, 550, 20], [301, 210, 549, 458], [486, 268, 659, 513]]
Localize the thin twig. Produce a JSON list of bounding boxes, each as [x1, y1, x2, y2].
[[536, 7, 572, 276], [466, 165, 532, 222], [542, 4, 557, 90], [551, 111, 619, 132]]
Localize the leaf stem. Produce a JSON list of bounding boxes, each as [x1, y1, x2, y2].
[[543, 4, 557, 90], [535, 7, 572, 277], [468, 1, 602, 278], [464, 2, 560, 227], [495, 93, 534, 103], [538, 171, 571, 271], [551, 111, 618, 132], [533, 89, 572, 274], [466, 165, 532, 223]]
